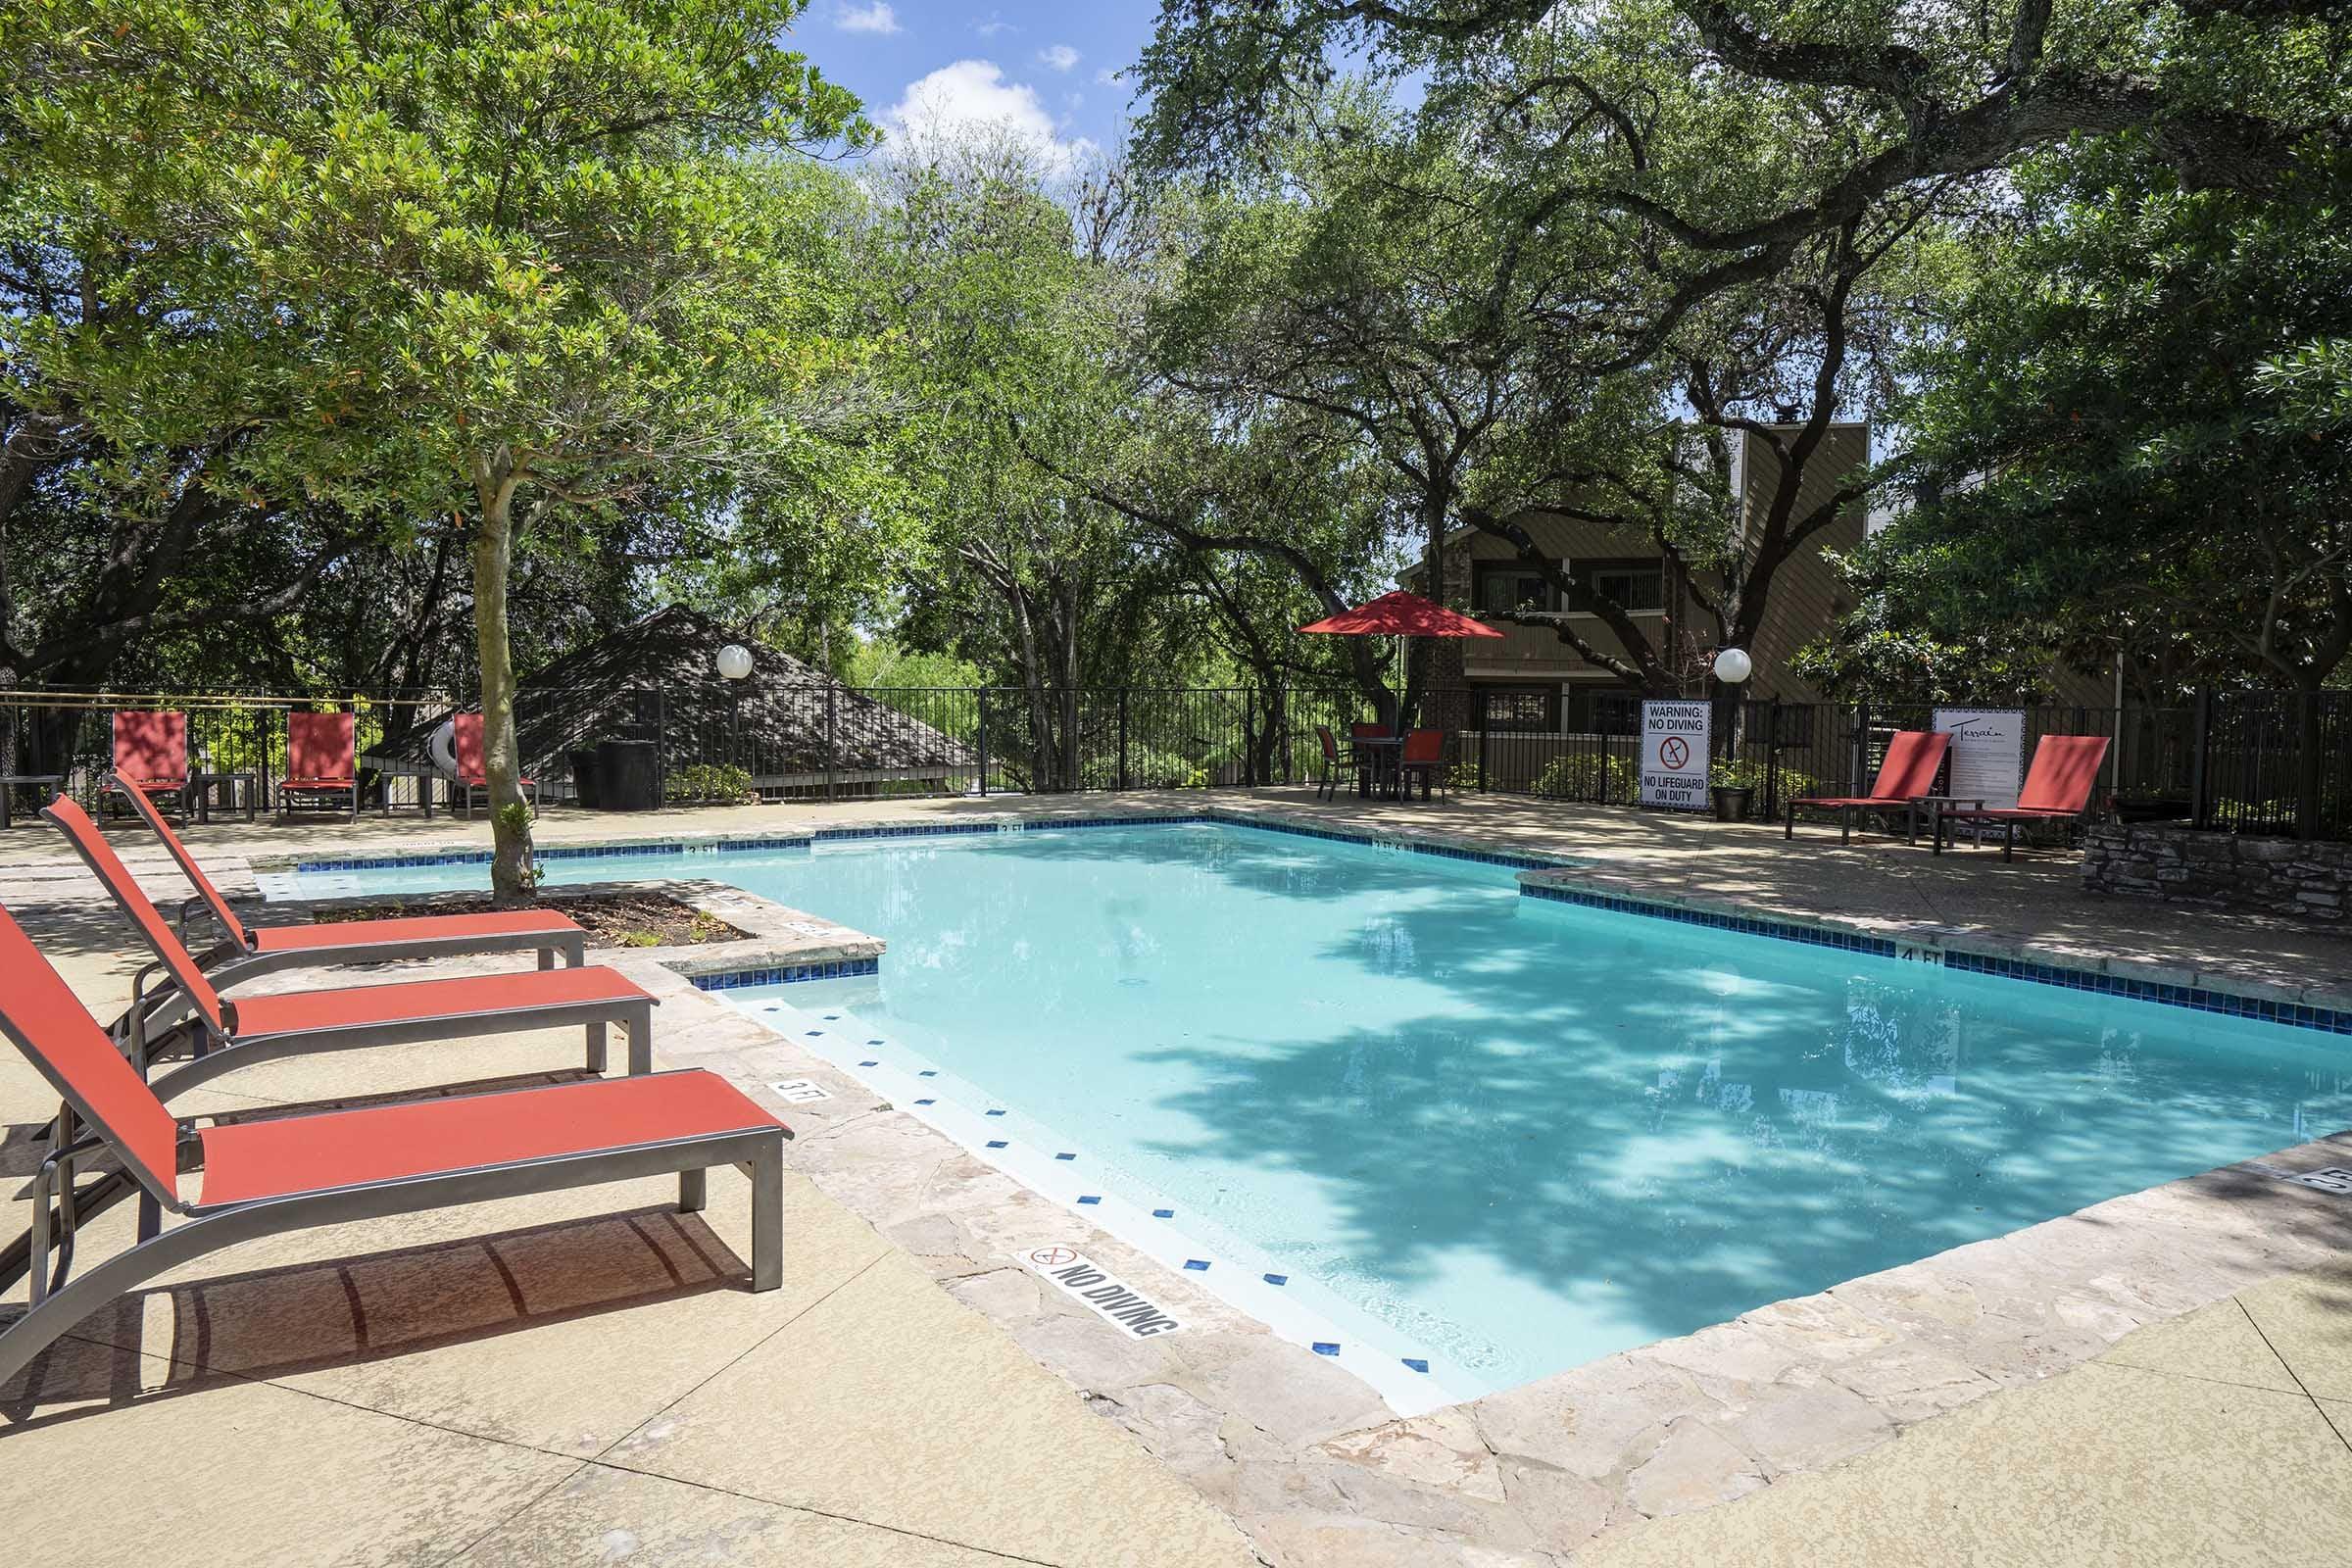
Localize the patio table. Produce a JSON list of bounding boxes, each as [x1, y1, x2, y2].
[[190, 769, 260, 824], [1351, 736, 1404, 799], [0, 775, 63, 830]]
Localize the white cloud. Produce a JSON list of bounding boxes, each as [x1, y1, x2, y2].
[[1094, 67, 1120, 86], [886, 59, 1096, 172], [835, 0, 900, 31], [1038, 43, 1079, 72], [971, 11, 1014, 36]]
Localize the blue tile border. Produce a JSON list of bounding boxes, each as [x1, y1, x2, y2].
[[292, 836, 826, 871], [688, 955, 880, 990], [1522, 881, 2352, 1036], [1522, 882, 1899, 957], [295, 808, 2349, 1038], [1215, 812, 1569, 870], [288, 808, 1573, 874], [1942, 950, 2352, 1034]]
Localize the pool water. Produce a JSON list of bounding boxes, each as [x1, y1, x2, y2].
[[307, 822, 2352, 1394]]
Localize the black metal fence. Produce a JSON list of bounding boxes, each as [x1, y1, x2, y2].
[[4, 681, 2345, 839]]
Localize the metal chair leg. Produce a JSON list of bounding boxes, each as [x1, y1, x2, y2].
[[586, 1020, 608, 1075], [626, 1004, 655, 1075], [749, 1139, 783, 1293], [678, 1168, 707, 1213]]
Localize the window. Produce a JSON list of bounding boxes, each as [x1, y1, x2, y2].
[[1585, 691, 1643, 736], [1480, 687, 1557, 732], [1566, 560, 1666, 614], [1475, 564, 1554, 614]]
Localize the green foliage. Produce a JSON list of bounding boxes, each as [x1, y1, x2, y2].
[[1709, 757, 1816, 799], [1534, 752, 1636, 804], [664, 762, 754, 804], [1874, 136, 2352, 694], [848, 639, 986, 692]]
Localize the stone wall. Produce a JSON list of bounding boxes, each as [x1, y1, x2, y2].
[[2082, 824, 2352, 922]]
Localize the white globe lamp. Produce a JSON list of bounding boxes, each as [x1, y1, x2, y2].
[[1712, 647, 1753, 686], [715, 643, 754, 682]]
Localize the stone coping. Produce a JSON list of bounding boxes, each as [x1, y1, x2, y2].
[[199, 811, 2352, 1563], [273, 803, 2352, 1029], [1518, 863, 2352, 1025], [590, 897, 2352, 1565], [283, 873, 887, 991]]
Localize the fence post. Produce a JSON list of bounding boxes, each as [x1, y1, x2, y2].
[[824, 685, 838, 803], [2296, 684, 2321, 841], [2189, 685, 2213, 829], [1474, 688, 1490, 794], [653, 681, 666, 806], [1241, 687, 1254, 789], [1764, 697, 1782, 819], [1851, 702, 1870, 791], [1118, 689, 1131, 792], [976, 689, 989, 797]]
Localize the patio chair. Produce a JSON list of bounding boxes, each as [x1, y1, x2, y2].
[[110, 710, 192, 817], [1348, 722, 1397, 797], [1396, 728, 1448, 801], [1784, 730, 1952, 845], [1932, 735, 2111, 860], [107, 774, 585, 1035], [1313, 725, 1371, 803], [281, 710, 361, 819], [453, 712, 538, 818], [42, 796, 653, 1098], [0, 902, 783, 1392]]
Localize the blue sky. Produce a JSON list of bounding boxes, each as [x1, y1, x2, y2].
[[797, 0, 1161, 167]]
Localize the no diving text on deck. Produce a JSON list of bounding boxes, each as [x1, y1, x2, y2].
[[1020, 1247, 1185, 1337]]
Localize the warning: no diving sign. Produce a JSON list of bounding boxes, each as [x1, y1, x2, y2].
[[1019, 1247, 1185, 1337]]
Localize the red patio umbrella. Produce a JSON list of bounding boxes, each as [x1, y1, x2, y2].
[[1297, 590, 1504, 639], [1299, 590, 1501, 727]]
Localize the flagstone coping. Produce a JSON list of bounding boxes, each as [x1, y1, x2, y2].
[[48, 806, 2352, 1565]]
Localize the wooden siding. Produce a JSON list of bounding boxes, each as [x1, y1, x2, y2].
[[1449, 423, 1871, 700]]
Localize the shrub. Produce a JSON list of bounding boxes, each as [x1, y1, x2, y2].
[[664, 762, 754, 804], [1534, 752, 1636, 803], [1710, 757, 1819, 799]]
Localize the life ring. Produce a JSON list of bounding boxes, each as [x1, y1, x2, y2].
[[428, 719, 459, 778]]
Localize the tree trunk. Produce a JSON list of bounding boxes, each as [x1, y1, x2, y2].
[[469, 458, 536, 904], [2294, 679, 2323, 842]]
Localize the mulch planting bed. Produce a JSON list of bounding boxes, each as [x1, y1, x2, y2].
[[317, 891, 750, 948]]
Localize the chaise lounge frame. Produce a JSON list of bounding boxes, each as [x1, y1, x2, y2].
[[107, 774, 585, 1039], [45, 794, 646, 1099], [0, 905, 782, 1393]]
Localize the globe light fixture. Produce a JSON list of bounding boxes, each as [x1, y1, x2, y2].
[[715, 643, 754, 681], [1712, 646, 1753, 686]]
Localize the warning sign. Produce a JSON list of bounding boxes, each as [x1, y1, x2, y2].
[[1641, 701, 1712, 809], [1017, 1247, 1185, 1337]]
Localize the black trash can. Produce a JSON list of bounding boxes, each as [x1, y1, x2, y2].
[[597, 739, 661, 811], [567, 749, 602, 809]]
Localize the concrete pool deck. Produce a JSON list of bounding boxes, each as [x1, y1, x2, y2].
[[3, 786, 2349, 1563]]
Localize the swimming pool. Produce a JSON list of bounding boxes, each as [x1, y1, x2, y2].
[[299, 821, 2352, 1402]]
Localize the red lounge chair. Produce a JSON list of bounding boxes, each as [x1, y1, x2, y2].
[[109, 774, 584, 1031], [282, 710, 361, 819], [453, 712, 538, 818], [1785, 729, 1952, 845], [42, 796, 651, 1097], [0, 903, 783, 1391], [111, 710, 191, 816], [1933, 734, 2111, 860], [1396, 728, 1448, 801]]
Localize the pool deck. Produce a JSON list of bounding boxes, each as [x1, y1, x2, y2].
[[3, 787, 2349, 1564]]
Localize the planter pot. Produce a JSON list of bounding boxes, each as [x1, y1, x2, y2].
[[1711, 785, 1754, 823]]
